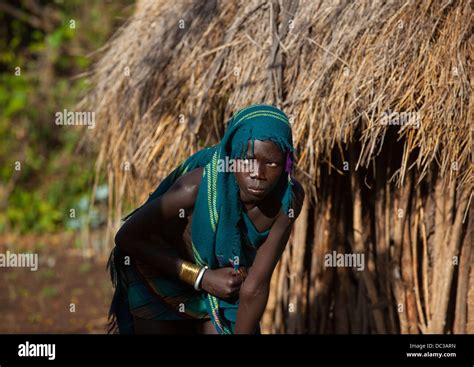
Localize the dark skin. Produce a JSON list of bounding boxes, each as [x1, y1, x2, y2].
[[115, 139, 304, 334]]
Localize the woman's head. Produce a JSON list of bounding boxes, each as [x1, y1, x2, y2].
[[222, 104, 294, 204], [234, 139, 287, 203]]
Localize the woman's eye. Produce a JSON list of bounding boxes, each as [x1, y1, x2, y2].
[[267, 162, 278, 167]]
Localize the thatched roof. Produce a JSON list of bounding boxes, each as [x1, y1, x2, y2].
[[82, 0, 472, 213]]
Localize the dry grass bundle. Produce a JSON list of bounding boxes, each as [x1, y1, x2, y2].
[[81, 0, 472, 333]]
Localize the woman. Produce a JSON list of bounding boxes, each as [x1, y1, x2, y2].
[[108, 104, 304, 334]]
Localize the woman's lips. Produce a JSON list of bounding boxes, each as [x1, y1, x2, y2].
[[248, 187, 265, 195]]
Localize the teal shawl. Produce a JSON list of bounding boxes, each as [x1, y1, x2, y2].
[[124, 104, 295, 334]]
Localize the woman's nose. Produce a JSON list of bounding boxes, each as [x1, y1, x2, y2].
[[249, 161, 265, 179]]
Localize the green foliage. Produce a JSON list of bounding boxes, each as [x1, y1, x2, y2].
[[0, 0, 133, 235], [41, 286, 59, 298]]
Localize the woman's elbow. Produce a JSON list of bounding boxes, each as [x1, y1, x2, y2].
[[114, 227, 131, 254], [239, 280, 269, 301]]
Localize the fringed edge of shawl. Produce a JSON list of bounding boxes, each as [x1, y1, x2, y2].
[[106, 248, 120, 334]]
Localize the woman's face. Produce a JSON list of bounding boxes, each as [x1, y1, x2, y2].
[[234, 139, 285, 203]]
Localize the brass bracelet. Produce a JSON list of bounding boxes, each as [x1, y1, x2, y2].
[[179, 261, 202, 286]]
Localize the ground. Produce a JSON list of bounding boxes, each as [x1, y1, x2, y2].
[[0, 233, 112, 333]]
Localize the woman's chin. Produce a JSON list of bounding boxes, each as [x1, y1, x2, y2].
[[239, 190, 268, 204]]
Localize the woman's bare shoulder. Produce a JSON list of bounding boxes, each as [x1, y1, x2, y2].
[[292, 178, 305, 206], [270, 178, 305, 229], [292, 178, 305, 217], [171, 167, 204, 195]]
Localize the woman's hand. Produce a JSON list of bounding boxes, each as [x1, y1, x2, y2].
[[200, 267, 244, 299]]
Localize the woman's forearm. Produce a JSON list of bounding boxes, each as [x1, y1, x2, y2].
[[234, 285, 270, 334]]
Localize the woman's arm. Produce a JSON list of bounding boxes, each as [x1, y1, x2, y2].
[[114, 167, 243, 298], [234, 180, 305, 334], [114, 167, 203, 279]]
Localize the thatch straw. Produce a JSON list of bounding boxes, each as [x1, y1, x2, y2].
[[81, 0, 472, 334]]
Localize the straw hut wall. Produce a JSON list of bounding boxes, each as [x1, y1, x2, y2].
[[82, 0, 473, 334]]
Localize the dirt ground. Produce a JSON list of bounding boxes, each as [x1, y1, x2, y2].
[[0, 233, 113, 333]]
